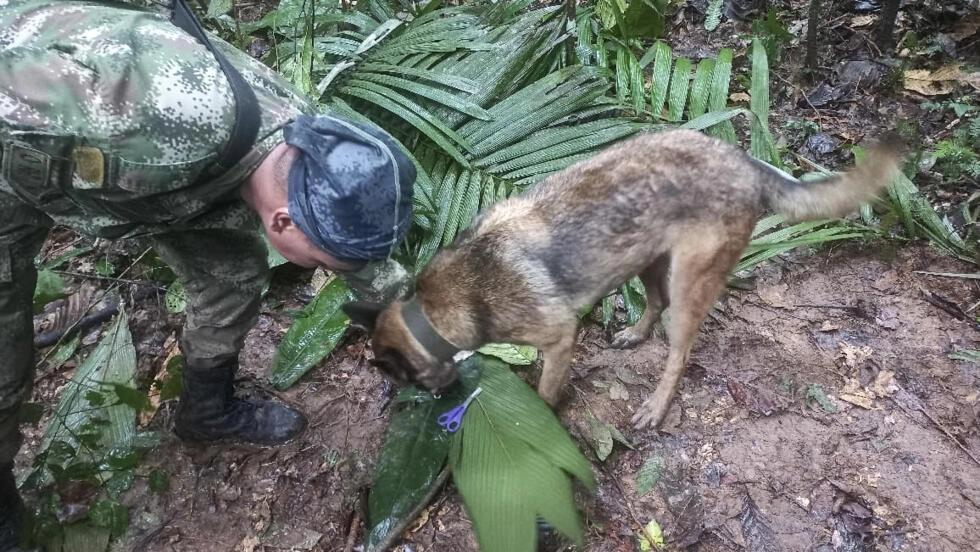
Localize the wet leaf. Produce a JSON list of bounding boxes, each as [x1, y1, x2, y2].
[[366, 389, 461, 551], [739, 492, 779, 552], [270, 277, 353, 390], [105, 469, 134, 498], [477, 343, 538, 365], [585, 412, 632, 461], [635, 455, 664, 497], [450, 356, 594, 552]]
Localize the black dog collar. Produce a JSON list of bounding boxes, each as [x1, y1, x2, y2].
[[401, 297, 460, 362]]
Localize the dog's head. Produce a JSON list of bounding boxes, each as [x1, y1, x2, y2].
[[342, 300, 459, 393]]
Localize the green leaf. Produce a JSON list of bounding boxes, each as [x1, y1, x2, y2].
[[365, 392, 459, 551], [94, 258, 114, 277], [620, 0, 669, 40], [110, 384, 151, 413], [648, 41, 672, 119], [48, 334, 81, 371], [688, 59, 715, 119], [749, 38, 778, 164], [38, 311, 137, 486], [270, 277, 353, 390], [88, 499, 129, 537], [667, 58, 692, 122], [206, 0, 232, 18], [450, 356, 594, 552], [477, 344, 538, 365], [706, 48, 735, 141], [34, 268, 65, 312], [804, 384, 837, 413], [148, 469, 170, 494], [621, 277, 646, 326], [60, 524, 110, 552], [164, 280, 186, 314], [705, 0, 724, 31], [105, 469, 134, 497], [635, 455, 664, 496]]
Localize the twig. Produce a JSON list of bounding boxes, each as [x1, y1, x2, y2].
[[52, 270, 146, 285], [918, 286, 980, 331], [890, 394, 980, 468], [370, 467, 451, 552], [343, 508, 362, 552]]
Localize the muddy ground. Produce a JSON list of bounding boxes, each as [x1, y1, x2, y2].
[[91, 242, 980, 552]]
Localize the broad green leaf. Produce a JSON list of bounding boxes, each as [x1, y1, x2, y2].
[[37, 311, 137, 486], [34, 268, 65, 312], [706, 48, 735, 141], [667, 57, 692, 122], [59, 524, 111, 552], [270, 277, 353, 389], [688, 58, 715, 119], [450, 356, 594, 552], [749, 38, 778, 164], [648, 41, 672, 119], [206, 0, 232, 18], [477, 343, 538, 365]]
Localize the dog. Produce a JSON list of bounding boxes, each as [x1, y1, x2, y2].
[[343, 129, 901, 429]]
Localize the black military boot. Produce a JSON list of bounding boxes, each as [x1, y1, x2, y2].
[[173, 359, 307, 446], [0, 463, 25, 552]]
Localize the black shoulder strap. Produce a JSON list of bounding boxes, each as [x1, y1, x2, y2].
[[170, 0, 260, 172]]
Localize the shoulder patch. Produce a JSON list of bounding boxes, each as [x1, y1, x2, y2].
[[72, 146, 105, 189]]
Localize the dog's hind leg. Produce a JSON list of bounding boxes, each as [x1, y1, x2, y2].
[[610, 253, 671, 349], [632, 237, 742, 429]]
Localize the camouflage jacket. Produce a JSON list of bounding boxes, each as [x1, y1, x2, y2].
[[0, 0, 315, 238]]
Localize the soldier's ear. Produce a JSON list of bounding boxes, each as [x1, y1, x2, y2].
[[342, 301, 384, 331]]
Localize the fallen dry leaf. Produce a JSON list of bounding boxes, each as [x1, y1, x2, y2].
[[951, 12, 980, 41], [904, 64, 970, 96], [729, 91, 751, 103], [240, 535, 260, 552], [838, 343, 874, 370], [819, 320, 841, 332], [871, 370, 898, 398], [757, 284, 791, 309], [851, 14, 875, 27], [840, 379, 877, 409]]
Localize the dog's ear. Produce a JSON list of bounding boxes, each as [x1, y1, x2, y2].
[[342, 301, 384, 331]]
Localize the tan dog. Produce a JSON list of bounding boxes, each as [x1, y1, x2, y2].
[[344, 129, 901, 429]]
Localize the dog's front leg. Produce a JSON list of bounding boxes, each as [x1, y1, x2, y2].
[[536, 329, 577, 407]]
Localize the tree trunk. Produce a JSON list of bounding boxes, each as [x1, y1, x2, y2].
[[565, 0, 577, 66], [805, 0, 822, 74], [876, 0, 901, 51]]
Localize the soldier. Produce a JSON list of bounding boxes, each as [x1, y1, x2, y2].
[[0, 1, 415, 549]]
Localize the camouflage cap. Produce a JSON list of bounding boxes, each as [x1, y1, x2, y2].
[[283, 115, 415, 262]]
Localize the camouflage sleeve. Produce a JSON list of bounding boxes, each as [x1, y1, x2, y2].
[[340, 258, 411, 304]]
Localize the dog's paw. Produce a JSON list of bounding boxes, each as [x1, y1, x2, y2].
[[610, 327, 647, 349], [631, 396, 669, 429]]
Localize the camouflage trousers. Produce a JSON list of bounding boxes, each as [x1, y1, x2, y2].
[[0, 188, 270, 466]]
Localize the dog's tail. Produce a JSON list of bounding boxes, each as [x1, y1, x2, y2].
[[756, 137, 903, 222]]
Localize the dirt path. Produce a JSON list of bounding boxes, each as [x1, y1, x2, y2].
[[113, 242, 980, 552]]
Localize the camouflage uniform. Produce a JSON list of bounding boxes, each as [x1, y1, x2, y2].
[[0, 0, 406, 465]]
